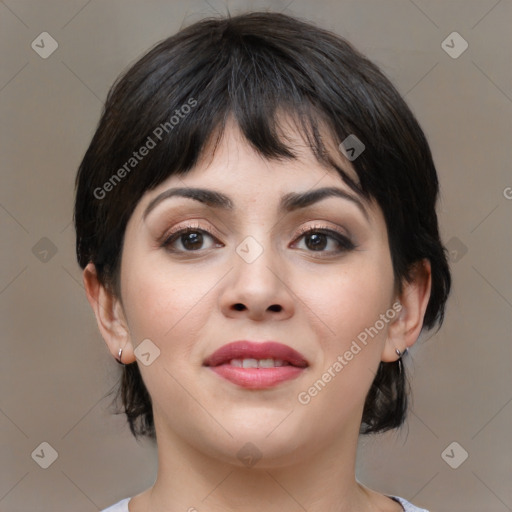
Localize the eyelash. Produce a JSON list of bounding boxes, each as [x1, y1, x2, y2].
[[160, 223, 356, 255], [294, 225, 356, 253]]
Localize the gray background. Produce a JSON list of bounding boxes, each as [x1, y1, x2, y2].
[[1, 0, 511, 511]]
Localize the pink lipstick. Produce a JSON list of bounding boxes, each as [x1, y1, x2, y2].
[[203, 341, 308, 389]]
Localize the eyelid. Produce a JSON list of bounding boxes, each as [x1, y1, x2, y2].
[[292, 223, 356, 250], [158, 221, 221, 246], [294, 223, 349, 239], [158, 220, 357, 253]]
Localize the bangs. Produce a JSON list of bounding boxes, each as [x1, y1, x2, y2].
[[99, 23, 369, 204], [79, 11, 408, 283]]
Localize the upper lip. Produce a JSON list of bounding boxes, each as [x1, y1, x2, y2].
[[203, 341, 309, 368]]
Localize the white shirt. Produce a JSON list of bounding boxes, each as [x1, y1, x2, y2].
[[101, 495, 429, 511]]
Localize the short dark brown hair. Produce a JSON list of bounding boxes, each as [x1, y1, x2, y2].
[[74, 11, 451, 440]]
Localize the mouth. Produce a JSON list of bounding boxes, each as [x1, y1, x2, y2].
[[203, 341, 309, 389]]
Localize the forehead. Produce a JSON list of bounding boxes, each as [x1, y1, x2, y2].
[[128, 115, 384, 236], [146, 114, 361, 201], [123, 115, 387, 245]]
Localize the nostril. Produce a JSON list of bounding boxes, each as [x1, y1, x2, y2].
[[231, 303, 282, 312]]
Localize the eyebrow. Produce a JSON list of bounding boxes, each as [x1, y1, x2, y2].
[[142, 186, 369, 221]]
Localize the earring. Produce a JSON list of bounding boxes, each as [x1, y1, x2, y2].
[[395, 347, 408, 374], [395, 347, 409, 358], [115, 347, 124, 365]]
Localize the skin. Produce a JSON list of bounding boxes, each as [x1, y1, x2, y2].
[[84, 116, 431, 512]]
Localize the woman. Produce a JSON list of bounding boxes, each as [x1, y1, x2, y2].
[[74, 11, 451, 512]]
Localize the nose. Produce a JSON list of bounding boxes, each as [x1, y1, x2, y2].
[[219, 240, 295, 321]]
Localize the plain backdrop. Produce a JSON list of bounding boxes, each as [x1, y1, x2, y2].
[[1, 1, 511, 511]]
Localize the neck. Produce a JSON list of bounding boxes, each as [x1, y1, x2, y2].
[[139, 413, 380, 512]]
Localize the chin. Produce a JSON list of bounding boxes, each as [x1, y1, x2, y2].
[[210, 422, 314, 468]]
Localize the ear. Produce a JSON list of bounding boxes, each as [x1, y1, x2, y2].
[[381, 259, 432, 362], [82, 262, 136, 364]]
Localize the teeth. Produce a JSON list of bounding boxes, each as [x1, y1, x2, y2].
[[229, 358, 288, 368]]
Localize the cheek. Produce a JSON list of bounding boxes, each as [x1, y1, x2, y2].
[[120, 251, 218, 345], [298, 258, 395, 348], [295, 255, 395, 420], [294, 268, 395, 434], [120, 256, 218, 404]]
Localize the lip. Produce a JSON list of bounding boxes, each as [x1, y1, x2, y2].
[[203, 341, 309, 368], [203, 340, 309, 390]]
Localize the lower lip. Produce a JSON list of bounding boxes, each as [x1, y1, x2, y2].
[[207, 364, 305, 389]]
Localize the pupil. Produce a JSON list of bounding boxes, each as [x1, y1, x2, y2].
[[183, 232, 202, 250], [306, 233, 327, 251]]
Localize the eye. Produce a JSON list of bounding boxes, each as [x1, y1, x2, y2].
[[292, 225, 356, 254], [160, 223, 355, 255], [161, 224, 223, 252]]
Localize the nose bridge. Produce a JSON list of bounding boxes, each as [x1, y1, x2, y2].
[[234, 232, 280, 290], [220, 230, 294, 318]]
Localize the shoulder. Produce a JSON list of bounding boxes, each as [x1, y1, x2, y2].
[[390, 495, 430, 512], [100, 497, 131, 512]]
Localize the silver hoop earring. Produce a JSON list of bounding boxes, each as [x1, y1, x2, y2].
[[395, 347, 409, 359], [395, 347, 408, 375], [115, 347, 124, 365]]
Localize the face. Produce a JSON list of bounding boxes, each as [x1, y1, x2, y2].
[[115, 118, 398, 466]]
